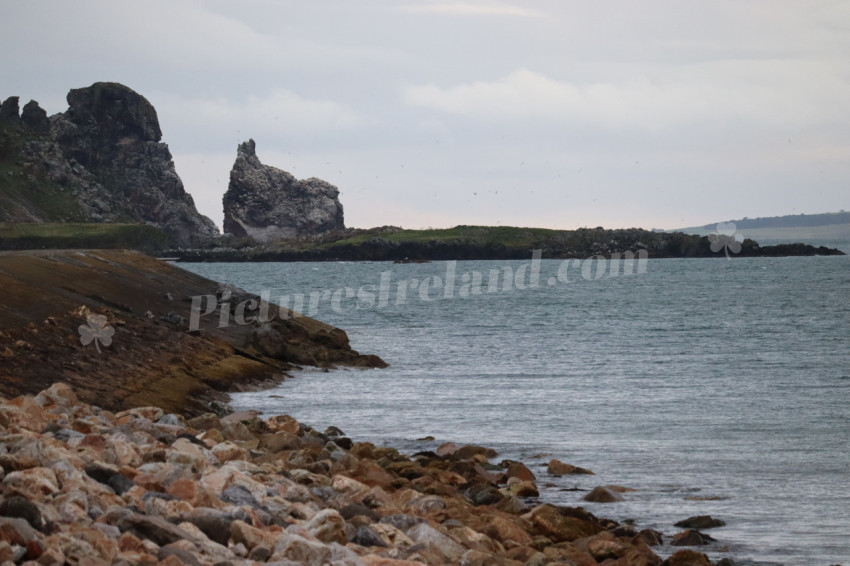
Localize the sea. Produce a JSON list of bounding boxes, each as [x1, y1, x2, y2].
[[181, 253, 850, 566]]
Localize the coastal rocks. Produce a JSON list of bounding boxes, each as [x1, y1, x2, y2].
[[1, 82, 219, 246], [0, 384, 737, 566], [222, 138, 345, 242]]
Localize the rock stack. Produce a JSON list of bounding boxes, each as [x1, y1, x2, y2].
[[0, 384, 722, 565], [223, 139, 345, 243]]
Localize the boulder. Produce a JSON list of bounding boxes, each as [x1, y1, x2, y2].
[[529, 504, 603, 542], [405, 522, 466, 562], [547, 459, 594, 475], [222, 139, 345, 242], [305, 508, 347, 544], [0, 495, 42, 529], [583, 486, 624, 503], [671, 529, 715, 546], [664, 549, 713, 566], [674, 515, 726, 529]]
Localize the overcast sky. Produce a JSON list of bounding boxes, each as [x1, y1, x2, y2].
[[3, 1, 848, 231]]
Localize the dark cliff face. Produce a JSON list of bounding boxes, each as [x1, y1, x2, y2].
[[222, 139, 344, 242], [0, 82, 219, 248]]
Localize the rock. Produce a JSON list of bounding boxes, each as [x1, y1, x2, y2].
[[116, 513, 197, 546], [436, 442, 458, 457], [210, 441, 248, 463], [504, 461, 536, 482], [1, 82, 219, 246], [222, 139, 345, 242], [0, 495, 42, 529], [466, 484, 504, 506], [547, 459, 594, 475], [305, 508, 348, 544], [455, 444, 498, 460], [529, 504, 603, 542], [181, 508, 233, 546], [674, 515, 726, 529], [0, 96, 19, 122], [21, 100, 50, 133], [379, 514, 425, 532], [352, 525, 389, 548], [460, 549, 523, 566], [406, 522, 467, 562], [2, 467, 59, 501], [231, 519, 275, 551], [107, 474, 135, 495], [505, 480, 539, 497], [0, 516, 38, 546], [482, 516, 533, 547], [583, 486, 624, 502], [221, 484, 259, 507], [264, 414, 301, 435], [33, 382, 78, 408], [664, 549, 713, 566], [271, 530, 333, 563], [671, 529, 715, 546], [637, 528, 664, 546], [157, 545, 202, 566]]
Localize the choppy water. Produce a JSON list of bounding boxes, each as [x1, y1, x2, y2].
[[182, 256, 850, 565]]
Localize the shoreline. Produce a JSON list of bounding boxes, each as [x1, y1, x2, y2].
[[0, 383, 730, 566]]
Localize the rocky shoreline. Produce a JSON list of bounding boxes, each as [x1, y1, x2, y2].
[[0, 383, 734, 566], [0, 250, 384, 415]]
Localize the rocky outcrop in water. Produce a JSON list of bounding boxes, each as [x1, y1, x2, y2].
[[222, 139, 345, 242], [0, 82, 219, 247]]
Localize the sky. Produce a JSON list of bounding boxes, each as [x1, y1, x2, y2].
[[2, 1, 848, 232]]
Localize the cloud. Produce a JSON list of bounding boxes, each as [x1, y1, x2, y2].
[[395, 2, 543, 17], [153, 89, 366, 150], [403, 65, 850, 132]]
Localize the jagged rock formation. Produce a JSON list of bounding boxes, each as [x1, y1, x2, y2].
[[0, 82, 219, 247], [222, 139, 344, 242]]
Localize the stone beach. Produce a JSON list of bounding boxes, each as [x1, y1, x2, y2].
[[0, 383, 729, 566]]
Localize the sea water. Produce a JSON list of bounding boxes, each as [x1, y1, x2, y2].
[[182, 256, 850, 565]]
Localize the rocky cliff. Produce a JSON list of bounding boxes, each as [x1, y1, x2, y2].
[[222, 139, 344, 242], [0, 82, 219, 247]]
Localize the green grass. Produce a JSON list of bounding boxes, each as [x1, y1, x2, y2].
[[314, 225, 564, 250], [0, 222, 169, 252]]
